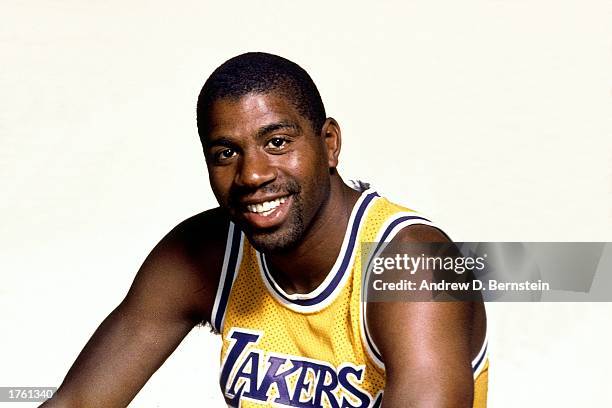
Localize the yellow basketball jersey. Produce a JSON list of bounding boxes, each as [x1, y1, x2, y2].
[[211, 189, 489, 407]]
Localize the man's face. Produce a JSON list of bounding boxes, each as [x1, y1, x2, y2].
[[202, 92, 332, 253]]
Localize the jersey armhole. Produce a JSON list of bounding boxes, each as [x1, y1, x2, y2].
[[359, 213, 489, 377], [210, 222, 244, 333], [359, 212, 437, 371]]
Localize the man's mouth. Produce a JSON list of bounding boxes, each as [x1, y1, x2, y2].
[[239, 194, 293, 229], [245, 196, 289, 217]]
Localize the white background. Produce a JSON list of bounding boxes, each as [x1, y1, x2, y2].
[[2, 1, 612, 406]]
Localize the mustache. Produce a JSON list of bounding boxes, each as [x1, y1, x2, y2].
[[228, 180, 301, 207]]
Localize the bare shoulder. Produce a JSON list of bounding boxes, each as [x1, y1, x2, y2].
[[391, 222, 452, 243], [125, 207, 231, 326]]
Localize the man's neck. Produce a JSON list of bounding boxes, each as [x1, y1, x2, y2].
[[265, 178, 361, 295]]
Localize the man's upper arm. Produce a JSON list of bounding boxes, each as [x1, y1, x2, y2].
[[42, 211, 227, 407], [367, 224, 486, 408]]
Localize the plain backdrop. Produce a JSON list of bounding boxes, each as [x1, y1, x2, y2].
[[2, 1, 611, 406]]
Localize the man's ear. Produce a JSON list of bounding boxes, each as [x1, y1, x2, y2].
[[320, 118, 341, 169]]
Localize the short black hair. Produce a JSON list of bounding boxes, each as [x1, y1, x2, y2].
[[196, 52, 326, 137]]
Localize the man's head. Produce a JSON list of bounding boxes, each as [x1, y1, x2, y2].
[[197, 52, 326, 137], [197, 53, 342, 254]]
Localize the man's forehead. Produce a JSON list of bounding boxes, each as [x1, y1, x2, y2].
[[207, 93, 303, 132]]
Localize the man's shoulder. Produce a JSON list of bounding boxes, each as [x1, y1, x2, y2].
[[171, 206, 231, 244], [159, 206, 232, 270], [141, 208, 232, 285], [128, 207, 233, 324], [390, 223, 451, 244]]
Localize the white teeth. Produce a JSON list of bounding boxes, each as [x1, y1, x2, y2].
[[246, 196, 289, 215]]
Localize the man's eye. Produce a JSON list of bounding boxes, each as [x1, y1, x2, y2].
[[216, 148, 236, 161], [267, 137, 288, 150]]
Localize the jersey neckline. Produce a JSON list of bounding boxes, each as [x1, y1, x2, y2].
[[256, 188, 379, 312]]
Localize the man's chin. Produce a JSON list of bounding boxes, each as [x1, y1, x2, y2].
[[231, 201, 305, 254], [245, 227, 301, 254]]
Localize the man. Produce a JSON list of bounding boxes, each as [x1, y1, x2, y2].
[[41, 52, 487, 407]]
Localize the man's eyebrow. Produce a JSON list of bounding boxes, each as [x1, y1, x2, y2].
[[255, 121, 301, 139], [204, 137, 235, 149]]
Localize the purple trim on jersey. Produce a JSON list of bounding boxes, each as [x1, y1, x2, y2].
[[372, 393, 383, 407], [213, 227, 242, 332], [260, 191, 379, 307], [472, 342, 488, 373], [375, 215, 431, 251]]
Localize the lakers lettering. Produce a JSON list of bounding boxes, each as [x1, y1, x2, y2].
[[220, 328, 378, 407]]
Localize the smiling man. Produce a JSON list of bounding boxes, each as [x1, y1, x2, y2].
[[42, 53, 488, 407]]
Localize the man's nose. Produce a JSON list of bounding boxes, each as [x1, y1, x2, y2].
[[235, 150, 276, 189]]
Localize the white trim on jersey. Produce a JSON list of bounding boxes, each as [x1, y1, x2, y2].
[[210, 222, 244, 333], [471, 332, 489, 379], [256, 189, 380, 313]]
